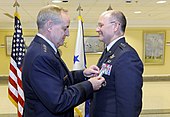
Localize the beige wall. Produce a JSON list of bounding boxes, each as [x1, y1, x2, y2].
[[0, 29, 37, 75], [126, 28, 170, 75], [0, 28, 170, 116], [0, 28, 170, 76]]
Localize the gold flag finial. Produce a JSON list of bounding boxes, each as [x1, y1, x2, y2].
[[13, 0, 20, 18], [76, 4, 83, 16], [13, 0, 20, 13], [107, 4, 113, 11], [13, 0, 20, 7]]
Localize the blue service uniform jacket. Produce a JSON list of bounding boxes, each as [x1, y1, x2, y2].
[[22, 35, 93, 117], [90, 38, 143, 117]]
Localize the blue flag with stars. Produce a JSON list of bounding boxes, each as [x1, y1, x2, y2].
[[73, 15, 90, 117], [73, 16, 86, 70]]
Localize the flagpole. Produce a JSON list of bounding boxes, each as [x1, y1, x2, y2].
[[73, 3, 86, 117], [13, 0, 20, 13], [76, 4, 86, 69], [106, 4, 113, 11], [8, 1, 25, 117], [76, 4, 83, 16], [73, 3, 86, 70], [76, 4, 90, 117]]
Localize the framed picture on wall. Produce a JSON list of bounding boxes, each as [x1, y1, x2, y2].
[[143, 31, 165, 64], [84, 36, 105, 54], [6, 36, 34, 56]]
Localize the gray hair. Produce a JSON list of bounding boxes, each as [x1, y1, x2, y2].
[[37, 5, 68, 29]]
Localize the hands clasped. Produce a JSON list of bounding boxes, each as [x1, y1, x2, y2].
[[83, 65, 106, 91], [88, 76, 105, 91]]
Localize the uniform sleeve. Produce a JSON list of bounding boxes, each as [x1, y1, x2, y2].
[[71, 70, 86, 84], [29, 54, 93, 114], [115, 51, 143, 117]]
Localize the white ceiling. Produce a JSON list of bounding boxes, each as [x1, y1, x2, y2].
[[0, 0, 170, 29]]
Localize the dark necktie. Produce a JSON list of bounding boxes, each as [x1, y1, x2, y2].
[[103, 48, 107, 56], [57, 50, 61, 57], [101, 48, 107, 60], [97, 48, 107, 67]]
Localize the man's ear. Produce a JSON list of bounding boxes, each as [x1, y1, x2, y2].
[[46, 20, 53, 31], [114, 23, 119, 32]]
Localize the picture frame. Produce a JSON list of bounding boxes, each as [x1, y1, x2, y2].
[[84, 36, 105, 54], [6, 35, 34, 56], [143, 31, 165, 64]]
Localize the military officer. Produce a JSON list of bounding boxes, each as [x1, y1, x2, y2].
[[22, 5, 105, 117], [90, 10, 143, 117]]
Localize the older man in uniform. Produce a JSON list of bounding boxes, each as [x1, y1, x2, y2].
[[22, 5, 105, 117]]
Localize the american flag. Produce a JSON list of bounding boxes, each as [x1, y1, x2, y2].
[[8, 12, 25, 117]]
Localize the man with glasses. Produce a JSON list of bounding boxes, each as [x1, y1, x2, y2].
[[90, 10, 143, 117], [22, 5, 105, 117]]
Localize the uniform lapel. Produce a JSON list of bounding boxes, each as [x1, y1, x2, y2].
[[98, 48, 107, 62], [109, 37, 126, 53], [34, 35, 74, 84], [54, 51, 74, 84], [97, 37, 126, 68]]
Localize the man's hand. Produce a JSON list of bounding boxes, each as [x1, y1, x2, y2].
[[83, 65, 100, 77], [88, 76, 105, 91]]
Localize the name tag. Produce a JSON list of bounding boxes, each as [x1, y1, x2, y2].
[[101, 63, 112, 76]]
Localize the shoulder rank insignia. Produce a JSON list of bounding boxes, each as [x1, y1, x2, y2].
[[42, 44, 47, 52], [120, 43, 126, 48]]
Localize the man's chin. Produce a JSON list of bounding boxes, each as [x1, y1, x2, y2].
[[98, 37, 103, 42], [59, 42, 65, 47]]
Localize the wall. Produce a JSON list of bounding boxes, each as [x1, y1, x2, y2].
[[0, 29, 37, 75], [126, 28, 170, 75], [0, 28, 170, 76], [0, 28, 170, 116]]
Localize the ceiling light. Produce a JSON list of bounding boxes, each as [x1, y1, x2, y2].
[[134, 11, 141, 14], [52, 0, 62, 3], [125, 0, 132, 3], [62, 0, 68, 2], [156, 0, 167, 4]]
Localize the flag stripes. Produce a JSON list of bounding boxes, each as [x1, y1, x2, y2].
[[8, 58, 25, 117], [8, 12, 25, 117]]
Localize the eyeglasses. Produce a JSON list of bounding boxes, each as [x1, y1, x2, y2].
[[110, 21, 120, 25], [97, 21, 120, 28]]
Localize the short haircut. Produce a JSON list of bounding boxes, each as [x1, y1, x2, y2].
[[37, 5, 68, 29], [106, 10, 127, 33]]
